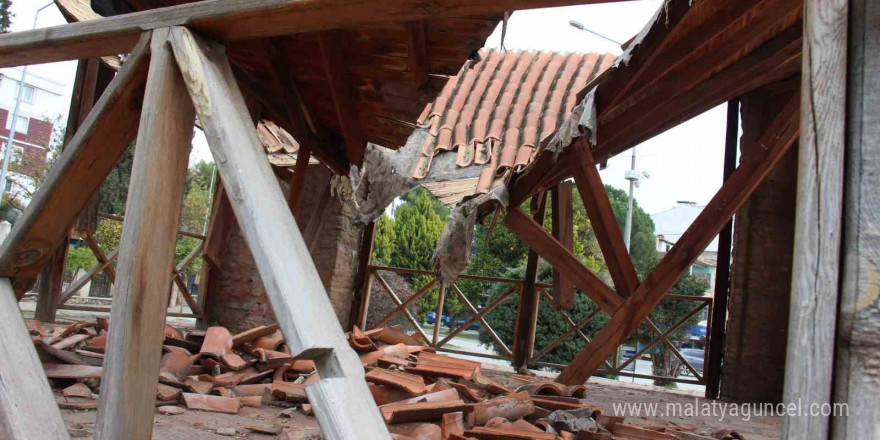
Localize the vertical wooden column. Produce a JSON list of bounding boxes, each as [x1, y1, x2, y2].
[[831, 0, 879, 437], [168, 27, 390, 440], [513, 193, 547, 372], [433, 283, 446, 345], [705, 99, 739, 399], [348, 220, 376, 330], [551, 182, 575, 309], [95, 28, 195, 440], [34, 246, 66, 322], [783, 0, 848, 437], [0, 221, 70, 440]]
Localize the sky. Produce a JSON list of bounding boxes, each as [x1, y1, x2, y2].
[[9, 0, 726, 214]]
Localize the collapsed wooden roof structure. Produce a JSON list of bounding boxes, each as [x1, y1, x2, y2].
[[0, 0, 873, 439]]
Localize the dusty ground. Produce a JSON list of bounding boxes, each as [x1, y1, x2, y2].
[[58, 370, 781, 440]]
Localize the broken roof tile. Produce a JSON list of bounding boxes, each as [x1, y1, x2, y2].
[[182, 393, 240, 414]]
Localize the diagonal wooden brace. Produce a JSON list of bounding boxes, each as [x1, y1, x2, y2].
[[557, 93, 800, 385]]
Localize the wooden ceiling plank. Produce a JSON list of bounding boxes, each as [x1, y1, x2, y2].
[[406, 20, 428, 89], [0, 0, 630, 68], [318, 30, 366, 165]]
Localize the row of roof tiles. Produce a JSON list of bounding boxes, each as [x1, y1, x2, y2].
[[412, 49, 615, 195]]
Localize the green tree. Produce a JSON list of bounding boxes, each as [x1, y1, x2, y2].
[[0, 0, 12, 33], [372, 214, 396, 265], [605, 185, 659, 277]]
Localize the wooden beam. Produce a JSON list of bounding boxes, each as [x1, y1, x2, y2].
[[94, 28, 195, 440], [34, 243, 67, 322], [705, 99, 739, 399], [347, 221, 376, 331], [84, 233, 116, 282], [286, 146, 311, 217], [550, 182, 575, 309], [60, 247, 119, 304], [783, 0, 847, 436], [512, 194, 547, 372], [505, 208, 622, 314], [571, 141, 639, 296], [832, 0, 879, 436], [318, 31, 365, 165], [406, 20, 428, 89], [0, 32, 151, 287], [557, 93, 800, 385], [168, 26, 391, 440], [0, 0, 629, 68], [202, 183, 233, 266], [0, 221, 70, 440]]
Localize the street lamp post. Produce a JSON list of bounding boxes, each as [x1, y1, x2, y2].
[[0, 1, 56, 209]]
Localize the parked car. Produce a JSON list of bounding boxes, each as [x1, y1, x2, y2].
[[426, 311, 451, 326], [451, 318, 480, 331], [679, 348, 705, 375]]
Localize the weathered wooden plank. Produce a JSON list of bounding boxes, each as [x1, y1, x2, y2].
[[558, 94, 800, 385], [0, 0, 627, 68], [832, 2, 880, 438], [317, 31, 365, 164], [551, 182, 575, 309], [512, 194, 546, 372], [286, 146, 311, 217], [34, 243, 67, 322], [168, 26, 391, 440], [0, 222, 70, 440], [705, 99, 739, 399], [505, 208, 622, 314], [782, 0, 847, 437], [571, 141, 638, 297], [406, 20, 428, 88], [94, 28, 195, 440], [347, 221, 376, 330], [0, 32, 151, 285]]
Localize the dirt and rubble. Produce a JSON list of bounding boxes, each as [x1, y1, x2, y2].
[[26, 318, 781, 439]]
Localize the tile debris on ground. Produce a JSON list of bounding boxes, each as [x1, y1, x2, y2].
[[30, 318, 757, 439]]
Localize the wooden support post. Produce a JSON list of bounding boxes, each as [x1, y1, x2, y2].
[[551, 181, 575, 309], [832, 0, 879, 436], [287, 145, 311, 217], [168, 26, 390, 440], [705, 99, 739, 399], [347, 221, 375, 331], [512, 194, 547, 372], [95, 28, 195, 440], [34, 243, 67, 322], [433, 283, 446, 346], [782, 0, 847, 437], [0, 32, 151, 292], [558, 95, 800, 385], [570, 141, 639, 297], [0, 222, 70, 440]]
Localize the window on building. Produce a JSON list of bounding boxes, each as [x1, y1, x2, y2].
[[19, 84, 35, 104], [4, 115, 29, 134]]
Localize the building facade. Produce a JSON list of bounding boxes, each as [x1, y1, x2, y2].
[[0, 67, 65, 205]]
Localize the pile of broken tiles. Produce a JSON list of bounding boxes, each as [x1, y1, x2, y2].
[[28, 319, 745, 440]]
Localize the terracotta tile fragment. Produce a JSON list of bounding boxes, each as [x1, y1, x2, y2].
[[442, 411, 466, 438], [271, 380, 309, 402], [159, 350, 193, 383], [200, 326, 233, 358], [470, 392, 535, 425], [389, 423, 443, 440], [380, 399, 468, 424], [157, 405, 186, 415], [182, 393, 240, 414], [184, 377, 214, 395], [62, 383, 94, 399], [365, 368, 427, 396], [42, 364, 102, 379], [464, 426, 556, 440], [246, 423, 283, 435], [231, 323, 280, 347], [238, 395, 263, 408], [233, 383, 272, 397], [51, 333, 91, 350], [157, 383, 182, 401]]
